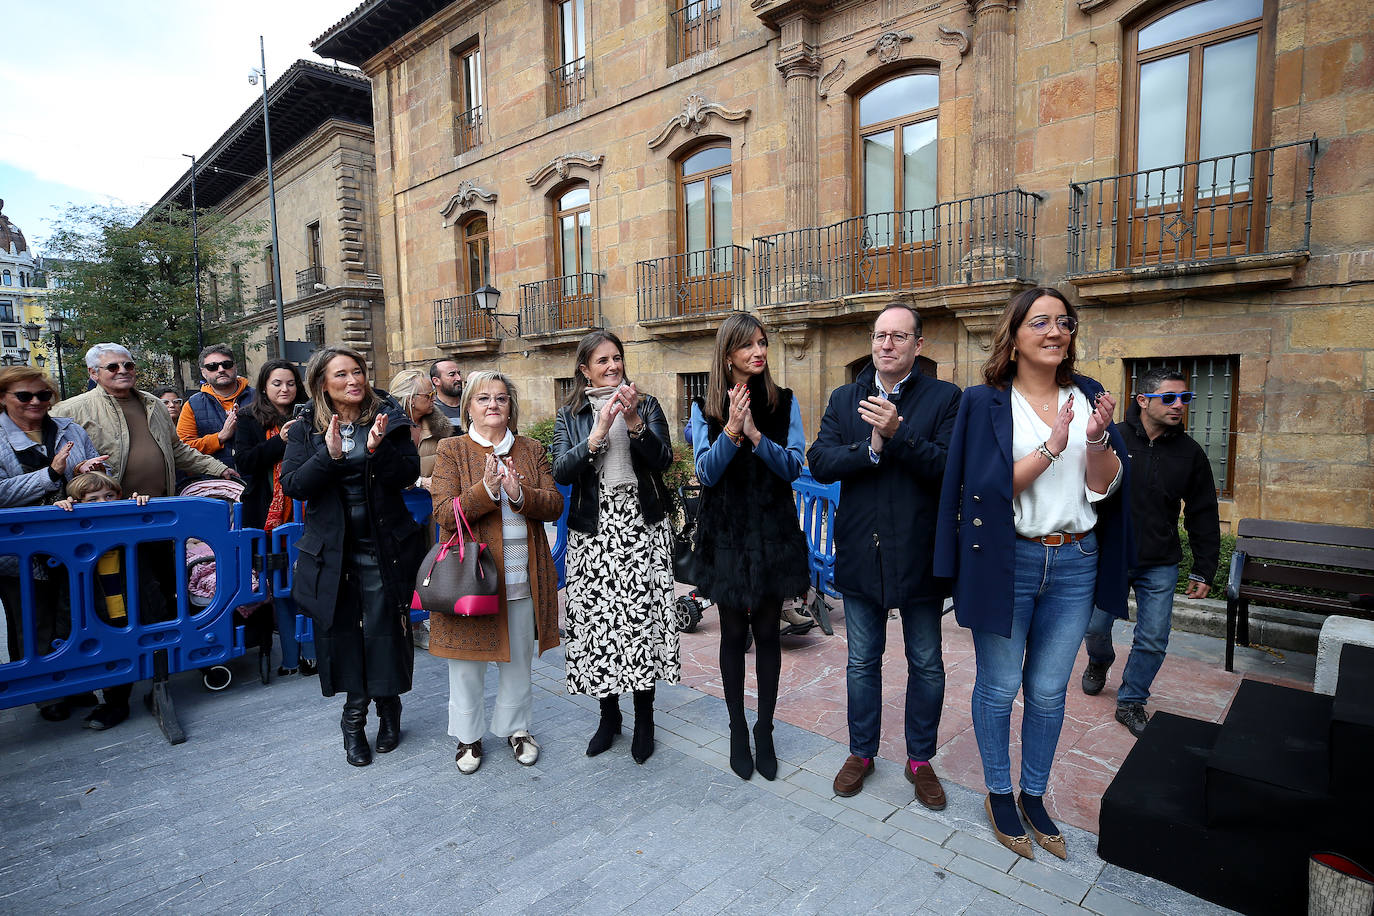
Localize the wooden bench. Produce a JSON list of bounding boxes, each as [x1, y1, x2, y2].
[[1224, 519, 1374, 671]]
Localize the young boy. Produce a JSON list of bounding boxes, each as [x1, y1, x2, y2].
[[54, 472, 151, 729]]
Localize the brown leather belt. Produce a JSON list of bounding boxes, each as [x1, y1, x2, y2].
[[1018, 531, 1091, 547]]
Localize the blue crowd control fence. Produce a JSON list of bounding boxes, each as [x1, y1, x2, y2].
[[793, 468, 840, 598], [0, 498, 266, 743]]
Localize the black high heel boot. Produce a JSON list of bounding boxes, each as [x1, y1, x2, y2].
[[586, 694, 622, 757], [631, 687, 655, 764], [753, 721, 777, 781], [374, 696, 402, 754], [341, 693, 371, 767], [729, 721, 754, 780]]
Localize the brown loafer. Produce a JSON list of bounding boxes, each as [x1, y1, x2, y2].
[[985, 795, 1034, 860], [1018, 795, 1068, 860], [906, 761, 947, 811], [833, 754, 875, 797]]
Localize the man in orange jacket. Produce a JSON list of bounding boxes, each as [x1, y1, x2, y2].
[[177, 343, 255, 473]]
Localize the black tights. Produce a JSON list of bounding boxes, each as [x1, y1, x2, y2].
[[718, 600, 782, 729]]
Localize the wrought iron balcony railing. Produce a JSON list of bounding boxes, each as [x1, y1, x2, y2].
[[455, 106, 483, 155], [255, 283, 275, 311], [295, 265, 323, 299], [636, 245, 748, 322], [519, 272, 602, 336], [434, 294, 495, 345], [1067, 138, 1318, 277], [550, 58, 586, 113], [670, 0, 721, 64], [753, 188, 1041, 307]]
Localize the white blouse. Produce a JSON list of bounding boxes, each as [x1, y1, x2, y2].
[[1011, 385, 1122, 538]]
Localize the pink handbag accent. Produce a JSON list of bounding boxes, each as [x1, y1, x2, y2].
[[410, 497, 500, 616]]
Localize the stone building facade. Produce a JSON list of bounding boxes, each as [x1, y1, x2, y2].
[[153, 61, 386, 382], [314, 0, 1374, 528]]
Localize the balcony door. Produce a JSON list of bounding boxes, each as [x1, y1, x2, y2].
[[1125, 0, 1268, 265], [677, 145, 733, 316], [462, 215, 493, 338], [555, 184, 594, 328]]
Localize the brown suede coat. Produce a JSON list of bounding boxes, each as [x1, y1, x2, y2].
[[426, 434, 563, 662]]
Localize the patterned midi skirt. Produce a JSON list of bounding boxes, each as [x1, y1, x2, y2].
[[564, 483, 680, 696]]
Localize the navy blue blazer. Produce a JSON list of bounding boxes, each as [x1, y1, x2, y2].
[[932, 373, 1133, 638]]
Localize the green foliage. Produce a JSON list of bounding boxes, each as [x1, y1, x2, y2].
[[526, 417, 556, 456], [1176, 522, 1237, 594]]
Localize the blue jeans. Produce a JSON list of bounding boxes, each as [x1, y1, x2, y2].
[[842, 593, 944, 761], [1083, 564, 1177, 706], [971, 533, 1098, 796]]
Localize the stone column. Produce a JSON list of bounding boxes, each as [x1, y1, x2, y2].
[[776, 16, 821, 231], [969, 0, 1017, 197]]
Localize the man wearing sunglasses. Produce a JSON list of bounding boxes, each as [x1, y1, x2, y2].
[[177, 344, 256, 472], [1081, 367, 1219, 738]]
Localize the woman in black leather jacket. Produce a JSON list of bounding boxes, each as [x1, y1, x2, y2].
[[553, 331, 679, 764]]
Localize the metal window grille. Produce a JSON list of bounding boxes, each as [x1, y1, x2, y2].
[[678, 372, 709, 431], [306, 320, 326, 347], [555, 377, 576, 407], [1126, 355, 1238, 496]]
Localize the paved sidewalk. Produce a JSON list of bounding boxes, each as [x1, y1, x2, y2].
[[0, 646, 1236, 915]]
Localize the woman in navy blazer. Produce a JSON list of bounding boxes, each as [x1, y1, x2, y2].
[[934, 287, 1131, 862]]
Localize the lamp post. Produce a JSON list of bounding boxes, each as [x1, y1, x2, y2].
[[34, 353, 46, 369], [47, 313, 66, 398], [249, 37, 287, 357], [183, 152, 204, 352]]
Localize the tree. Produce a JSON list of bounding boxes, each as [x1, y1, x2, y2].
[[44, 203, 263, 391]]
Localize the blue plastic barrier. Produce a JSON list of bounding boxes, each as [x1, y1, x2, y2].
[[793, 469, 840, 598], [0, 498, 266, 742]]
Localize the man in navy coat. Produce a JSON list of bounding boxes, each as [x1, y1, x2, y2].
[[808, 303, 960, 809]]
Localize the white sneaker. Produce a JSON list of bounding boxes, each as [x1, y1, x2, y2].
[[455, 739, 482, 774], [509, 730, 539, 766]]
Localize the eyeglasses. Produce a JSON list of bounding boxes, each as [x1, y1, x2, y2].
[[203, 360, 234, 372], [101, 361, 137, 373], [1141, 391, 1195, 406], [871, 331, 915, 345], [474, 395, 510, 407], [9, 390, 54, 403], [1024, 315, 1078, 335]]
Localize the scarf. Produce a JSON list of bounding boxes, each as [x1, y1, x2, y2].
[[263, 424, 293, 533], [585, 385, 636, 490]]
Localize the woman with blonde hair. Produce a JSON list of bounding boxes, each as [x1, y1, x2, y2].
[[428, 370, 564, 774], [387, 368, 455, 490], [688, 313, 810, 781], [281, 346, 425, 767]]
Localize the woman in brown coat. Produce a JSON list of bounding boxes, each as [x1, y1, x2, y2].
[[428, 369, 563, 774]]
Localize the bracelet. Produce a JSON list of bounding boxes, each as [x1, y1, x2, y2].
[[587, 435, 605, 454], [723, 427, 743, 446], [628, 422, 647, 440], [1036, 442, 1061, 463], [1086, 429, 1110, 447]]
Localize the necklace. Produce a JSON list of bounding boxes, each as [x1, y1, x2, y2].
[[1014, 385, 1054, 413]]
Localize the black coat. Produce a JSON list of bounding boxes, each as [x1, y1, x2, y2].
[[233, 409, 290, 530], [279, 402, 425, 631], [807, 363, 961, 606], [552, 394, 674, 534], [1119, 402, 1220, 580]]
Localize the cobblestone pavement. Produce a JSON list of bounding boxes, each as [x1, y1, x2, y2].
[[0, 644, 1239, 916]]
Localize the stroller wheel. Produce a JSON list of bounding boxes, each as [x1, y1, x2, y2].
[[259, 649, 271, 686], [674, 596, 704, 633], [202, 665, 232, 692]]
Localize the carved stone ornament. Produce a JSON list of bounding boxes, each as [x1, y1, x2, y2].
[[818, 59, 847, 99], [867, 31, 913, 64], [526, 153, 605, 189], [439, 180, 497, 227], [648, 95, 752, 150], [748, 0, 775, 10], [1077, 0, 1118, 11], [936, 24, 971, 57]]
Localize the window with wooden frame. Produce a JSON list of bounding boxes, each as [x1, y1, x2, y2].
[[676, 144, 734, 314], [1126, 355, 1240, 496], [1122, 0, 1270, 266], [853, 71, 939, 292], [671, 0, 721, 64], [552, 0, 587, 112], [553, 183, 595, 326], [453, 43, 484, 154], [460, 214, 493, 337]]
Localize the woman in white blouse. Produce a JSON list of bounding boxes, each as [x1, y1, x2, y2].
[[934, 287, 1132, 861]]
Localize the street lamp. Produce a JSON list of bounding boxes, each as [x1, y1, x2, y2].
[[1, 355, 14, 367], [249, 36, 287, 357], [18, 347, 29, 365], [183, 152, 204, 352], [34, 353, 46, 369], [47, 313, 67, 398]]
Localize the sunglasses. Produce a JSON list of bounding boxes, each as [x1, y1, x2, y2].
[[203, 360, 235, 371], [1141, 391, 1195, 406], [9, 390, 55, 403], [102, 361, 137, 373]]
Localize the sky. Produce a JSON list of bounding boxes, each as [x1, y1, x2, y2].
[[0, 1, 362, 254]]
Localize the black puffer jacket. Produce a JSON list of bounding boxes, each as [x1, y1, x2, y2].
[[552, 393, 674, 534]]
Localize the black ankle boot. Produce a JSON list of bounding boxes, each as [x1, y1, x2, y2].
[[729, 720, 754, 781], [375, 696, 402, 754], [631, 688, 655, 764], [341, 695, 371, 767], [586, 694, 622, 757], [753, 721, 776, 780]]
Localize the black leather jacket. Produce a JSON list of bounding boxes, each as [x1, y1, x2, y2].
[[552, 394, 674, 534]]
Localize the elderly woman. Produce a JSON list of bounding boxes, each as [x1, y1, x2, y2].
[[553, 331, 679, 764], [234, 358, 314, 677], [281, 346, 425, 767], [0, 367, 107, 718], [935, 287, 1131, 861], [428, 370, 563, 774], [387, 368, 455, 491]]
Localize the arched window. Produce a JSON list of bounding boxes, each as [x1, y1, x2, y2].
[[555, 183, 591, 280], [1125, 0, 1268, 261], [462, 214, 491, 294], [676, 144, 735, 313], [856, 73, 938, 241], [1, 271, 10, 286]]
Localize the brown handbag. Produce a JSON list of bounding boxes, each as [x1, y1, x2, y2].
[[410, 497, 500, 617]]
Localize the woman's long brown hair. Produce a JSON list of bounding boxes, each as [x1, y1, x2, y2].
[[981, 286, 1080, 389], [304, 345, 381, 432], [703, 313, 778, 424]]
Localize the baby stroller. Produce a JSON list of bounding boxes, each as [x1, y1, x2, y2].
[[180, 478, 272, 689]]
